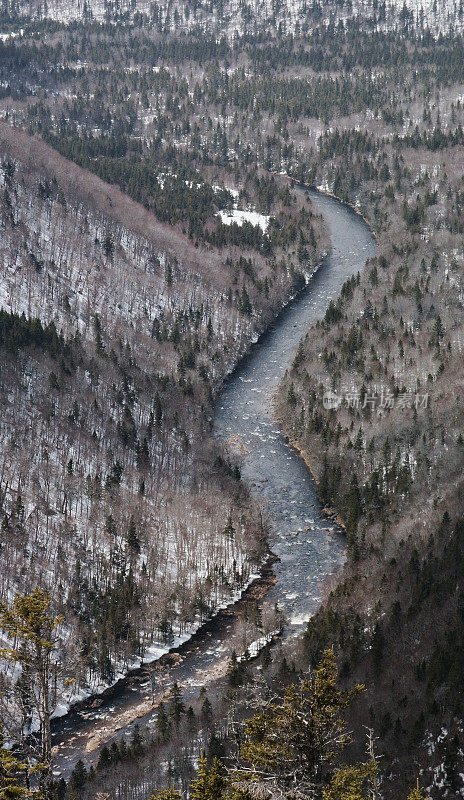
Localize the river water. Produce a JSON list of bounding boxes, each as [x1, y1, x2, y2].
[[214, 188, 376, 633], [51, 189, 376, 777]]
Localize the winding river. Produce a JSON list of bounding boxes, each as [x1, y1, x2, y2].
[[51, 189, 376, 778], [215, 188, 376, 631]]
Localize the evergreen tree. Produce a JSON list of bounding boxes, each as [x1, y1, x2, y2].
[[109, 742, 121, 763], [156, 702, 170, 743], [126, 515, 141, 555], [189, 752, 227, 800], [97, 745, 112, 770], [69, 760, 87, 797], [129, 724, 144, 758], [406, 781, 431, 800], [0, 728, 35, 800], [154, 392, 163, 426], [118, 738, 128, 760], [168, 683, 185, 726], [227, 650, 243, 687], [201, 696, 213, 722], [322, 762, 378, 800], [239, 650, 363, 796], [149, 790, 182, 800], [207, 731, 225, 760], [0, 590, 64, 799], [103, 233, 114, 260]]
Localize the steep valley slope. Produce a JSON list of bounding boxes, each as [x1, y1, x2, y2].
[[0, 121, 326, 708]]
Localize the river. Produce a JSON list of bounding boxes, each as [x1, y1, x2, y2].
[[215, 188, 376, 631], [50, 188, 376, 778]]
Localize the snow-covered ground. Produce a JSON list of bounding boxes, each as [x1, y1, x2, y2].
[[218, 208, 270, 232], [52, 567, 263, 720], [0, 30, 23, 40], [7, 0, 464, 35], [0, 146, 264, 727]]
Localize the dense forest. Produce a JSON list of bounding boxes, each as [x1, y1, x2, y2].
[[1, 0, 464, 798], [0, 118, 322, 690]]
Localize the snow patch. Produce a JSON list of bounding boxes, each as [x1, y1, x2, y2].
[[218, 209, 270, 232]]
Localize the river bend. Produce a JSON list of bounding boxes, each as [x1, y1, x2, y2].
[[214, 188, 376, 634], [51, 189, 376, 776]]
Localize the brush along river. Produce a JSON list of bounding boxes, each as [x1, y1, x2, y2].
[[50, 188, 376, 777]]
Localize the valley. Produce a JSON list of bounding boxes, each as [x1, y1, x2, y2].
[[1, 1, 464, 799]]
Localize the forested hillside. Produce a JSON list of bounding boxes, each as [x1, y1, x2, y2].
[[0, 120, 324, 705], [1, 0, 462, 36], [275, 32, 464, 800], [1, 0, 464, 798]]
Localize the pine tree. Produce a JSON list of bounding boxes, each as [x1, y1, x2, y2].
[[322, 762, 378, 800], [129, 724, 144, 758], [0, 590, 64, 799], [201, 696, 213, 722], [118, 738, 128, 760], [239, 650, 363, 796], [189, 752, 227, 800], [168, 683, 185, 726], [149, 789, 182, 800], [156, 702, 170, 743], [406, 780, 431, 800], [97, 745, 112, 770], [208, 731, 224, 760], [126, 515, 141, 555], [0, 728, 35, 800], [69, 760, 87, 797], [110, 742, 121, 763], [103, 233, 114, 260], [154, 392, 163, 426], [227, 651, 243, 687]]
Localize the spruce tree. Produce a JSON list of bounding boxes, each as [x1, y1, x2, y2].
[[69, 760, 87, 797], [97, 745, 112, 770], [149, 789, 182, 800], [201, 696, 213, 722], [0, 590, 63, 799], [406, 781, 431, 800], [126, 516, 141, 555], [156, 702, 170, 743], [189, 752, 227, 800], [239, 650, 364, 796], [129, 724, 144, 758], [168, 683, 185, 726], [0, 727, 35, 800], [322, 762, 378, 800], [227, 651, 243, 687]]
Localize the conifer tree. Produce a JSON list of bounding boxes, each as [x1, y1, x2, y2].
[[239, 650, 363, 796], [0, 590, 65, 799], [129, 724, 144, 758], [227, 651, 243, 687], [156, 702, 170, 743], [406, 781, 431, 800], [154, 392, 163, 426], [322, 761, 378, 800], [97, 745, 112, 770], [189, 752, 227, 800], [0, 728, 36, 800], [126, 515, 141, 555], [168, 683, 185, 726], [69, 759, 87, 797], [201, 696, 213, 722], [149, 789, 182, 800]]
